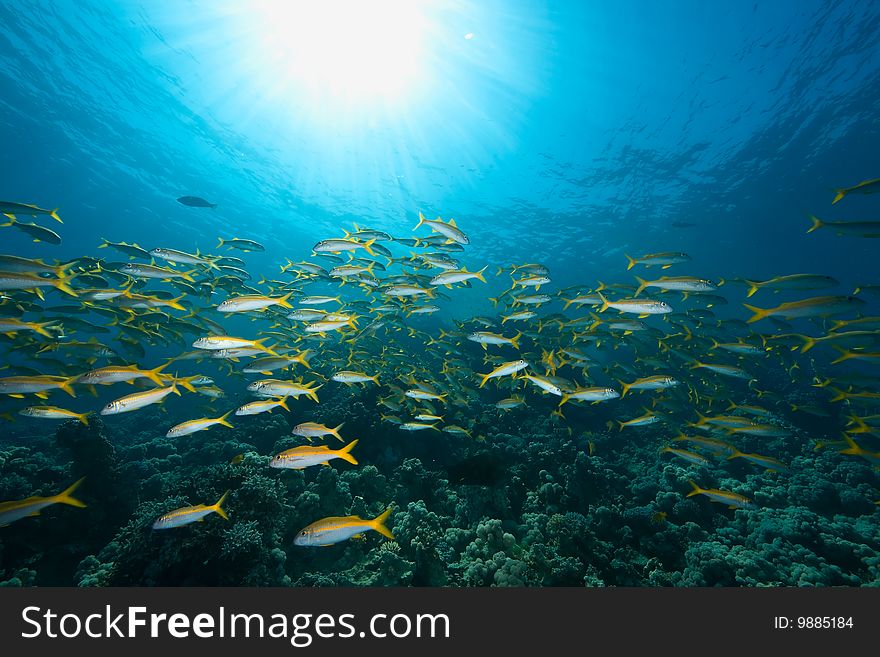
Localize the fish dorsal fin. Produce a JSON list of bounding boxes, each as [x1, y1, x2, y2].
[[448, 218, 457, 227]]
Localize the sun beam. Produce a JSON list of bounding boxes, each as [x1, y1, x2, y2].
[[251, 0, 427, 104]]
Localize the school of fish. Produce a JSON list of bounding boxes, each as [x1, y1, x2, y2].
[[2, 181, 880, 543]]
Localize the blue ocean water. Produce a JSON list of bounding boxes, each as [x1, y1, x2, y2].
[[0, 1, 879, 586]]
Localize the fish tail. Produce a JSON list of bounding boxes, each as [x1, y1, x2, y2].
[[144, 361, 170, 386], [371, 374, 380, 385], [278, 396, 290, 412], [562, 297, 573, 310], [475, 265, 488, 283], [167, 294, 187, 311], [839, 434, 861, 455], [830, 346, 851, 365], [170, 382, 181, 396], [558, 393, 570, 408], [32, 322, 55, 338], [634, 276, 648, 297], [217, 411, 234, 428], [370, 507, 395, 540], [212, 490, 230, 520], [217, 237, 226, 249], [332, 422, 345, 441], [362, 238, 376, 256], [54, 477, 87, 508], [60, 377, 77, 398], [1, 216, 14, 226], [338, 439, 359, 465], [806, 214, 824, 233], [50, 208, 62, 223], [509, 331, 522, 350], [176, 376, 197, 393], [478, 373, 491, 388], [616, 420, 625, 431], [624, 254, 636, 270], [415, 211, 426, 231], [77, 412, 90, 426], [53, 271, 78, 297], [181, 269, 197, 283], [743, 303, 770, 324], [278, 291, 294, 309], [743, 280, 761, 298], [686, 480, 703, 497], [597, 291, 610, 313], [307, 387, 321, 403], [797, 335, 817, 353], [293, 349, 311, 369], [831, 189, 847, 205], [617, 379, 631, 398]]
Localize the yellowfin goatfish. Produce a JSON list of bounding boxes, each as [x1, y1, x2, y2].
[[558, 387, 619, 407], [217, 293, 294, 312], [660, 447, 710, 466], [0, 375, 77, 397], [744, 295, 864, 323], [217, 237, 264, 251], [19, 406, 90, 425], [294, 508, 394, 546], [247, 379, 321, 401], [331, 371, 379, 384], [597, 292, 672, 315], [831, 177, 880, 204], [0, 478, 85, 527], [415, 212, 469, 245], [292, 421, 346, 441], [234, 397, 289, 416], [313, 238, 376, 256], [478, 359, 529, 387], [2, 217, 62, 244], [467, 331, 521, 349], [429, 267, 487, 286], [0, 200, 61, 223], [100, 383, 180, 415], [77, 363, 168, 386], [193, 335, 278, 356], [270, 440, 359, 470], [618, 375, 679, 397], [633, 276, 715, 297], [686, 480, 757, 510], [166, 411, 233, 437], [617, 411, 660, 429], [625, 252, 690, 270], [0, 271, 77, 297], [152, 491, 230, 529], [0, 317, 58, 338], [807, 214, 880, 238]]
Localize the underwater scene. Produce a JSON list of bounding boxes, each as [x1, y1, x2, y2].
[[1, 0, 880, 587]]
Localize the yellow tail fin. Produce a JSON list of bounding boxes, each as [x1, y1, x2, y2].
[[217, 411, 234, 428], [50, 208, 62, 223], [278, 291, 294, 309], [634, 276, 648, 297], [743, 303, 770, 324], [338, 439, 359, 465], [54, 477, 87, 508], [686, 480, 703, 497], [744, 280, 761, 298], [331, 422, 345, 441], [625, 254, 636, 270], [59, 377, 77, 398], [831, 189, 847, 205], [145, 362, 170, 386], [212, 490, 230, 520], [370, 507, 394, 539], [806, 214, 823, 233]]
